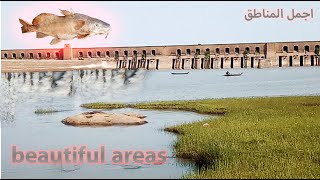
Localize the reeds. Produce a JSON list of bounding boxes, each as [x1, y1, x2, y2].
[[81, 96, 320, 178]]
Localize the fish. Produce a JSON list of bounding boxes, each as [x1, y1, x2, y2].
[[18, 9, 111, 45]]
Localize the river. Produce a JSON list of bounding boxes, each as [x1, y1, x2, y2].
[[1, 67, 319, 178]]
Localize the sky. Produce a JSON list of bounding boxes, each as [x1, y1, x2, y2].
[[1, 1, 320, 50]]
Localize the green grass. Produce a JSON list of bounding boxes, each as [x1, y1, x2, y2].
[[81, 96, 320, 178], [34, 108, 59, 114], [80, 102, 127, 109]]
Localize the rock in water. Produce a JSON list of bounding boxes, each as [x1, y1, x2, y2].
[[62, 111, 148, 127]]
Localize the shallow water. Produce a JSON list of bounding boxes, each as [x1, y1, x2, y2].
[[1, 67, 320, 178], [2, 107, 208, 179]]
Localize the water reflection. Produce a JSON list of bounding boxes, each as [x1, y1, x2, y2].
[[0, 69, 146, 124], [2, 69, 145, 97]]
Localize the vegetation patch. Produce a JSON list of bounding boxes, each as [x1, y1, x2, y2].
[[81, 96, 320, 178]]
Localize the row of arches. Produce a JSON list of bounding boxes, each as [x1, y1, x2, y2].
[[282, 45, 319, 53], [172, 56, 261, 69], [75, 47, 264, 58], [278, 55, 319, 67], [77, 49, 155, 58], [3, 52, 60, 59], [176, 47, 261, 56], [116, 59, 160, 70]]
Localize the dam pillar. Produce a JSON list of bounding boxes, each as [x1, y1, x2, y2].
[[304, 55, 310, 66], [63, 44, 73, 60], [266, 43, 276, 67]]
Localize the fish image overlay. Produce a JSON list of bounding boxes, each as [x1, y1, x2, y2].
[[18, 9, 111, 45]]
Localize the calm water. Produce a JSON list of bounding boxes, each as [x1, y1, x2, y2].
[[1, 67, 320, 178]]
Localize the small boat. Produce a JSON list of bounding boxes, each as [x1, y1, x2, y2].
[[171, 72, 189, 75], [224, 73, 243, 76]]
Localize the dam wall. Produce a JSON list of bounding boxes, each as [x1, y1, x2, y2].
[[2, 41, 320, 70]]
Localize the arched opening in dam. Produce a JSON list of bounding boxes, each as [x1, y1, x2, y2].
[[128, 60, 132, 69], [46, 53, 50, 59], [191, 58, 195, 69], [29, 53, 33, 59], [283, 46, 288, 53], [204, 48, 210, 69], [300, 56, 304, 66], [115, 51, 119, 59], [146, 60, 150, 70], [279, 56, 282, 67], [151, 50, 156, 56], [231, 57, 234, 68], [177, 49, 181, 56], [311, 55, 315, 66], [235, 47, 240, 54], [156, 59, 159, 70], [88, 52, 92, 58], [4, 53, 8, 59], [106, 51, 110, 57], [181, 59, 185, 69], [200, 58, 204, 69], [289, 56, 293, 66], [38, 53, 41, 59], [304, 45, 309, 53], [225, 48, 230, 54], [294, 46, 299, 52], [210, 58, 214, 69], [133, 50, 137, 57], [216, 48, 220, 54], [251, 57, 254, 68], [186, 49, 191, 55], [220, 58, 224, 68], [255, 47, 260, 54], [20, 53, 25, 59], [142, 50, 147, 58], [172, 59, 176, 69], [241, 57, 244, 68], [245, 47, 250, 53], [97, 51, 101, 57], [196, 49, 200, 56], [12, 53, 17, 59], [79, 52, 84, 58]]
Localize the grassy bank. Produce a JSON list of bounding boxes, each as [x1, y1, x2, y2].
[[34, 108, 59, 114], [81, 102, 127, 109], [81, 96, 320, 178]]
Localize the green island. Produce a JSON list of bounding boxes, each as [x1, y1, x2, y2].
[[81, 96, 320, 178]]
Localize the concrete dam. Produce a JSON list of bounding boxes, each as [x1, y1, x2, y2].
[[1, 41, 320, 70]]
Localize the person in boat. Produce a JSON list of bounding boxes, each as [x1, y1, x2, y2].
[[226, 71, 230, 75]]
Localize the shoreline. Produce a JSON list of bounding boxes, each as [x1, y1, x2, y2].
[[80, 96, 320, 178]]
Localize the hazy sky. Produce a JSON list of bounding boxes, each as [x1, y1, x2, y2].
[[1, 1, 320, 50]]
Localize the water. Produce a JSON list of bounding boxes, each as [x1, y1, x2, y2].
[[2, 108, 207, 179], [1, 67, 320, 178]]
